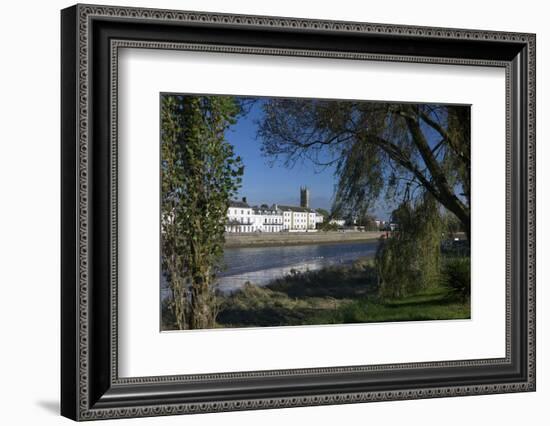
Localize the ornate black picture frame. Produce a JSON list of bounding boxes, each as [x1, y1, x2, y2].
[[61, 4, 536, 421]]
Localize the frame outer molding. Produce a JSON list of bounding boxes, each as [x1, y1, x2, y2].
[[61, 3, 536, 421]]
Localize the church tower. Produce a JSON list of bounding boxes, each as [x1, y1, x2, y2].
[[300, 186, 310, 209]]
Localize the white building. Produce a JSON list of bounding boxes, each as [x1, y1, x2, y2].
[[329, 218, 346, 228], [225, 199, 254, 233], [278, 205, 318, 232], [225, 188, 326, 233], [315, 212, 325, 225], [253, 205, 284, 233]]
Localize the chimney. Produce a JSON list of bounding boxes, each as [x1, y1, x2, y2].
[[242, 197, 247, 204]]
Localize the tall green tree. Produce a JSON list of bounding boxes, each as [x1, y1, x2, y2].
[[161, 95, 244, 329], [258, 100, 470, 238]]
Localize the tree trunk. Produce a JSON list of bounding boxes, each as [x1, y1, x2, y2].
[[170, 273, 188, 330], [401, 112, 470, 240], [189, 274, 215, 329]]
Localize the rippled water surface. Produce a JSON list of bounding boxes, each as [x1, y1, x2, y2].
[[219, 241, 379, 294], [162, 240, 379, 297]]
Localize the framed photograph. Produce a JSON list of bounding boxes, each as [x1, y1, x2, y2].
[[61, 4, 536, 421]]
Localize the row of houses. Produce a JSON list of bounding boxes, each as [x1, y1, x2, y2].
[[225, 198, 324, 233]]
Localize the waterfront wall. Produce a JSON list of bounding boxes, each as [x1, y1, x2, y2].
[[224, 231, 384, 248]]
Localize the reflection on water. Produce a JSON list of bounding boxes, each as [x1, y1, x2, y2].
[[216, 241, 378, 293], [162, 241, 379, 297], [216, 259, 326, 294]]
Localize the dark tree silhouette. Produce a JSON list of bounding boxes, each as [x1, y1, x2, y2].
[[258, 100, 470, 238]]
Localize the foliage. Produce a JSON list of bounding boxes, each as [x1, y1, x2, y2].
[[267, 258, 377, 299], [441, 256, 471, 302], [318, 221, 339, 231], [442, 211, 465, 238], [313, 207, 331, 230], [375, 195, 443, 299], [217, 283, 329, 327], [161, 95, 244, 329], [258, 100, 470, 238], [315, 207, 330, 218]]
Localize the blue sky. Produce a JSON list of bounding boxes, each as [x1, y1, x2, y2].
[[224, 101, 394, 219], [225, 102, 336, 211]]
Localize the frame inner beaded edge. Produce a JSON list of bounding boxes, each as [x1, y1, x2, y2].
[[72, 4, 535, 420]]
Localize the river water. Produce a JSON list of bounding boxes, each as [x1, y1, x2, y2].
[[218, 240, 379, 294], [161, 240, 379, 297]]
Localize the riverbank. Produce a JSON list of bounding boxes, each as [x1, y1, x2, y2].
[[224, 230, 384, 248], [214, 258, 470, 328]]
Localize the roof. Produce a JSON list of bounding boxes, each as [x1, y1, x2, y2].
[[252, 207, 280, 215], [229, 200, 250, 208], [278, 205, 315, 213]]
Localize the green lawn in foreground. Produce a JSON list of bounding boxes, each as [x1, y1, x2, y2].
[[310, 287, 470, 325]]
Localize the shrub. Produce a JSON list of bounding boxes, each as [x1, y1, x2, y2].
[[375, 195, 442, 299], [441, 257, 470, 301], [376, 237, 422, 298]]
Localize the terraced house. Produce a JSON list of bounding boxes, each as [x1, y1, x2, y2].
[[225, 188, 324, 233]]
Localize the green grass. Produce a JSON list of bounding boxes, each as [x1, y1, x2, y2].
[[215, 283, 346, 327], [307, 287, 470, 325]]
